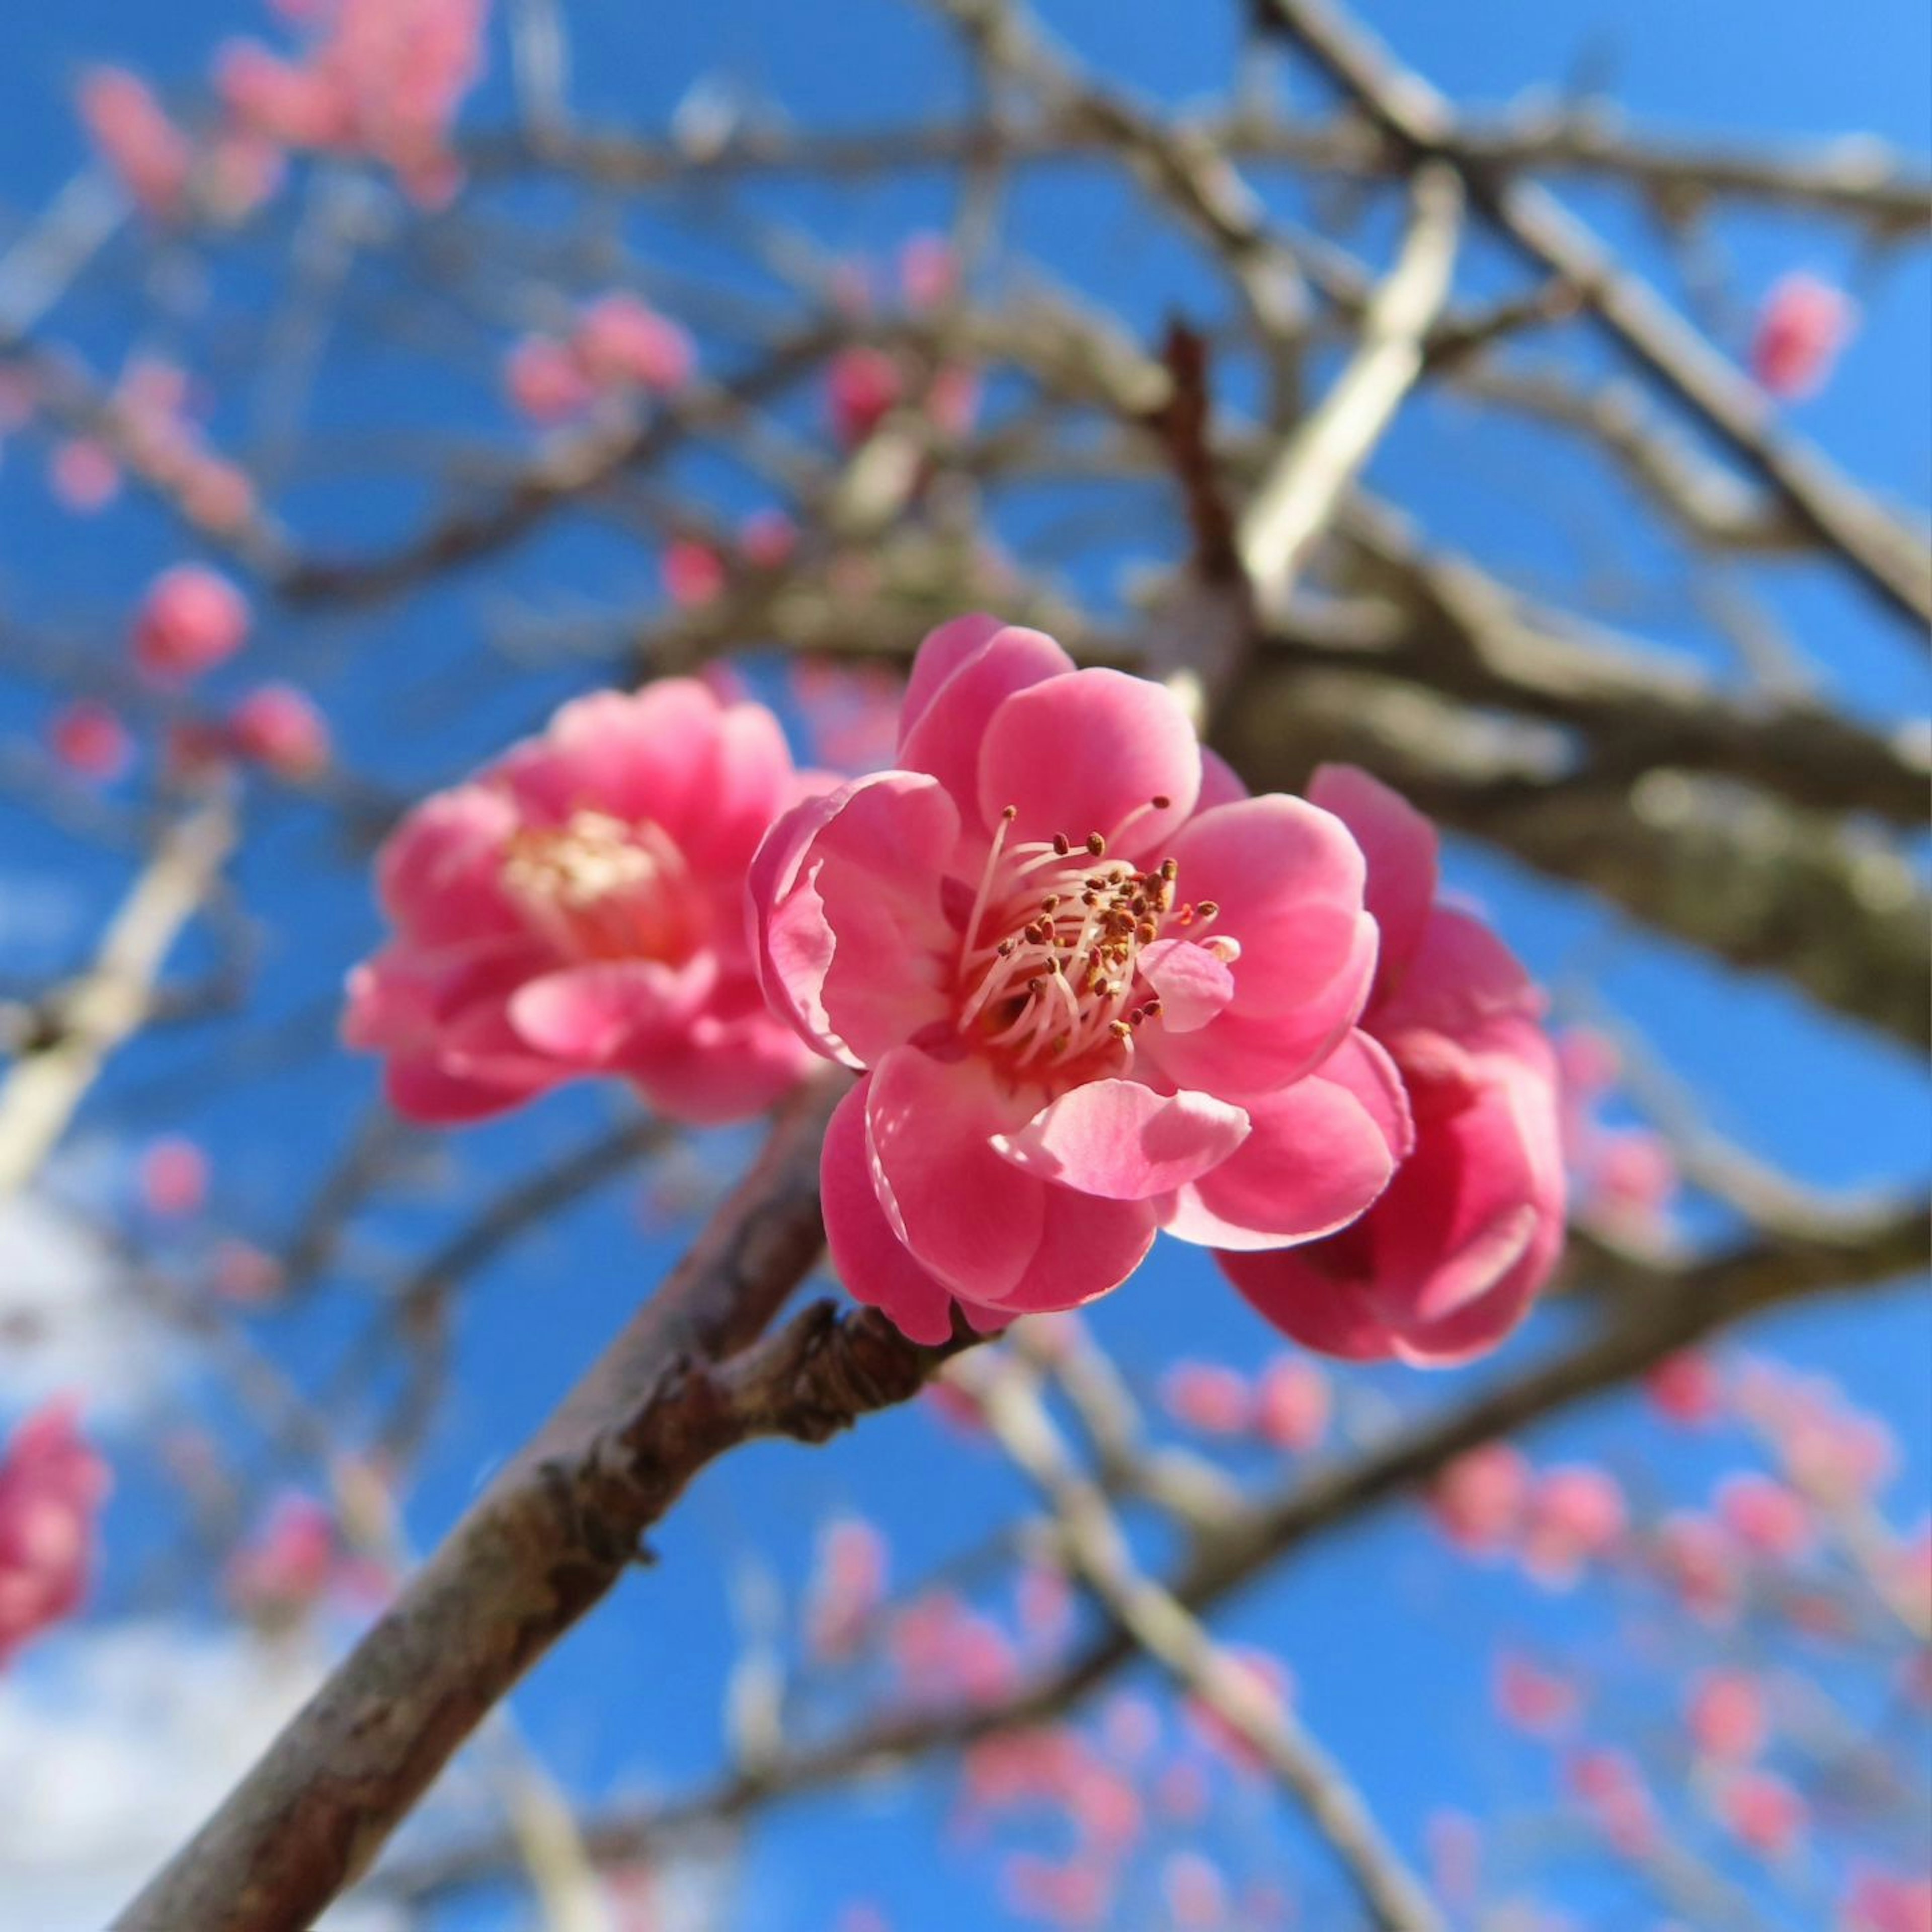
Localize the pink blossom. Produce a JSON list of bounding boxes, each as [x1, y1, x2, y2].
[[750, 617, 1395, 1342], [1717, 1473, 1813, 1562], [662, 538, 727, 608], [1720, 1770, 1807, 1858], [1751, 273, 1856, 400], [1686, 1669, 1767, 1763], [572, 294, 693, 394], [1521, 1464, 1627, 1588], [1015, 1560, 1074, 1652], [1494, 1650, 1580, 1737], [926, 363, 981, 440], [1427, 1810, 1482, 1912], [1099, 1691, 1161, 1764], [1841, 1870, 1932, 1932], [132, 565, 251, 682], [890, 1590, 1017, 1706], [1253, 1355, 1329, 1452], [805, 1516, 888, 1661], [49, 701, 134, 784], [1184, 1646, 1293, 1775], [504, 335, 594, 423], [739, 508, 798, 570], [138, 1136, 210, 1218], [49, 438, 122, 513], [827, 345, 904, 447], [226, 1492, 338, 1622], [1162, 1852, 1228, 1930], [1564, 1747, 1658, 1859], [1427, 1442, 1531, 1555], [1655, 1511, 1744, 1624], [1219, 766, 1564, 1364], [1161, 1361, 1252, 1435], [344, 679, 821, 1124], [900, 231, 959, 310], [228, 683, 332, 778], [0, 1402, 110, 1668], [220, 0, 488, 207], [212, 1239, 286, 1304], [1645, 1350, 1722, 1427], [1001, 1853, 1112, 1929], [77, 68, 193, 222]]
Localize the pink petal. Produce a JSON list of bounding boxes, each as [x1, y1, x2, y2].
[[1163, 1032, 1409, 1250], [383, 1053, 555, 1124], [507, 957, 715, 1066], [1377, 906, 1543, 1044], [995, 1080, 1249, 1201], [1197, 745, 1250, 811], [1309, 764, 1437, 997], [866, 1046, 1043, 1300], [376, 784, 523, 945], [899, 612, 1011, 737], [898, 622, 1075, 830], [977, 669, 1200, 860], [1137, 938, 1235, 1033], [1142, 795, 1375, 1099], [822, 1078, 960, 1344], [749, 788, 853, 1064], [976, 1184, 1159, 1316], [627, 1007, 819, 1125]]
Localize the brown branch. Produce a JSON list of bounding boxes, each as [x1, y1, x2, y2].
[[371, 1201, 1928, 1907], [110, 1068, 978, 1932]]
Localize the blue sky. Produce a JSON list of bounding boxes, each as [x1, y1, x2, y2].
[[0, 2, 1926, 1928]]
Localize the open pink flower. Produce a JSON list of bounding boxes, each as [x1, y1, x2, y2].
[[345, 679, 821, 1124], [1219, 766, 1564, 1365], [750, 616, 1394, 1342], [49, 701, 134, 784], [0, 1401, 110, 1668], [1687, 1668, 1768, 1763]]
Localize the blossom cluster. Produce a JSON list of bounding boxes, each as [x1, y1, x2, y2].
[[346, 614, 1568, 1367]]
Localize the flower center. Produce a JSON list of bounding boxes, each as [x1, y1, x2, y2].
[[500, 809, 699, 961], [952, 799, 1229, 1073]]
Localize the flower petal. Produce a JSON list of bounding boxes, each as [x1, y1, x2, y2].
[[822, 1077, 960, 1344], [975, 1185, 1158, 1316], [508, 957, 715, 1067], [898, 621, 1074, 830], [1309, 764, 1437, 998], [1141, 795, 1375, 1098], [866, 1046, 1043, 1300], [995, 1080, 1249, 1201], [1137, 938, 1235, 1033], [977, 668, 1200, 860], [1162, 1031, 1409, 1250]]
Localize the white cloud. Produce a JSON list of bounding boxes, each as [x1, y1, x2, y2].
[[0, 1621, 404, 1932], [0, 1194, 183, 1425]]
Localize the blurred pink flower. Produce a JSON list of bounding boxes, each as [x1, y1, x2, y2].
[[826, 345, 903, 447], [662, 538, 727, 608], [1717, 1473, 1814, 1562], [0, 1402, 110, 1668], [77, 67, 193, 221], [1751, 272, 1856, 400], [48, 701, 134, 784], [751, 615, 1393, 1342], [138, 1136, 210, 1218], [344, 678, 822, 1124], [229, 683, 332, 778], [1565, 1747, 1657, 1859], [226, 1492, 339, 1622], [1161, 1361, 1252, 1435], [572, 293, 693, 394], [1687, 1669, 1768, 1763], [1220, 766, 1564, 1365], [49, 437, 123, 514], [1646, 1350, 1722, 1427], [1253, 1355, 1329, 1453], [1841, 1870, 1932, 1932], [1162, 1852, 1228, 1931], [1428, 1442, 1531, 1555], [900, 231, 959, 310], [805, 1516, 888, 1661], [133, 565, 251, 682], [1721, 1769, 1808, 1858], [1494, 1650, 1581, 1737], [1521, 1464, 1627, 1589], [504, 335, 594, 423]]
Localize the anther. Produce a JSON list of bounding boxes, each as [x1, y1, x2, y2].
[[1085, 833, 1106, 857], [1151, 794, 1171, 810], [1053, 834, 1072, 857]]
